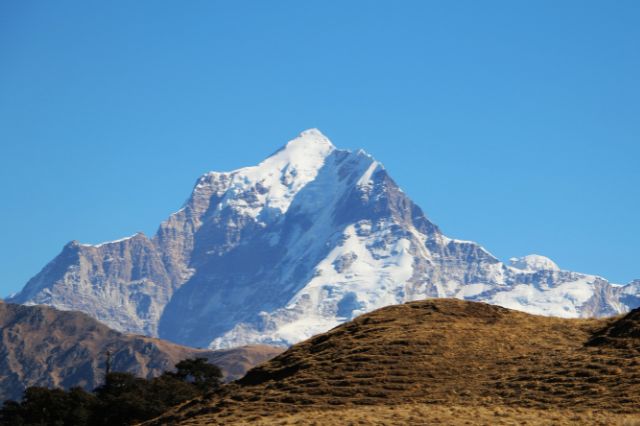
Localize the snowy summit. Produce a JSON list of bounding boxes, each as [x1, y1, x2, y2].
[[9, 130, 640, 349], [509, 255, 560, 272]]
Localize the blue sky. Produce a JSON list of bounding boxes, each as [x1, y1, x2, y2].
[[0, 1, 638, 296]]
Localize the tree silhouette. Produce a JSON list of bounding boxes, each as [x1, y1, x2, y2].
[[172, 357, 223, 393], [0, 358, 223, 426]]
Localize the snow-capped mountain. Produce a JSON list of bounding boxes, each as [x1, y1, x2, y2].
[[10, 129, 640, 348]]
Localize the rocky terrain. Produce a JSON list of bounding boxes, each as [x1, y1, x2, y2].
[[0, 301, 282, 401], [9, 129, 640, 350], [148, 299, 640, 425]]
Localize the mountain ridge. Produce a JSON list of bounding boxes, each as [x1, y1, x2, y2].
[[0, 301, 283, 402], [9, 129, 640, 349]]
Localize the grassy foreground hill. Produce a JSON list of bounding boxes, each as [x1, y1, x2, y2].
[[148, 299, 640, 425], [0, 302, 282, 401]]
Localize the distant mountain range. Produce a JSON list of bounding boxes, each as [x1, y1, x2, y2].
[[0, 301, 282, 401], [9, 129, 640, 349]]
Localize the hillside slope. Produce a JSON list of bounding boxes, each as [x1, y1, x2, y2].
[[150, 299, 640, 425], [0, 302, 282, 401]]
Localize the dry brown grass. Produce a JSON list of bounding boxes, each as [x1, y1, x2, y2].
[[192, 404, 640, 426], [146, 299, 640, 425]]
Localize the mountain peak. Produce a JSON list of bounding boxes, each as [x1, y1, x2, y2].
[[299, 127, 329, 138], [188, 130, 338, 222], [509, 254, 560, 272], [274, 128, 335, 159]]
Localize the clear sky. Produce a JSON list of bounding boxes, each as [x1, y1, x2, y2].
[[1, 1, 638, 296]]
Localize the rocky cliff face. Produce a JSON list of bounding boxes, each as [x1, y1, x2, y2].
[[12, 233, 175, 337], [0, 302, 282, 402], [9, 129, 640, 349]]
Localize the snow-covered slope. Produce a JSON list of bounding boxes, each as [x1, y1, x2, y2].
[[10, 129, 640, 348]]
